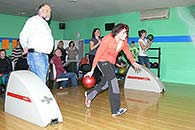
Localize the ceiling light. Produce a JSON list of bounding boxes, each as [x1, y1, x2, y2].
[[50, 4, 55, 7], [18, 12, 26, 15], [69, 0, 77, 2]]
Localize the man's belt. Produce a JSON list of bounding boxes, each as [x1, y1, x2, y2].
[[28, 48, 35, 52]]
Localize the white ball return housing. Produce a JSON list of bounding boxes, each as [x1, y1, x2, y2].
[[124, 66, 165, 93], [4, 70, 63, 127]]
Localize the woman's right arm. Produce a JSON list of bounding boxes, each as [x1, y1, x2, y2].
[[139, 41, 151, 51], [89, 40, 100, 51]]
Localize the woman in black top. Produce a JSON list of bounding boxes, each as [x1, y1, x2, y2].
[[88, 28, 102, 84]]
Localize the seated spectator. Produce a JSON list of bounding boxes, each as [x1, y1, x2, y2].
[[77, 53, 91, 79], [15, 54, 29, 70], [57, 40, 67, 64], [51, 48, 78, 89], [129, 41, 138, 62], [0, 49, 12, 85], [11, 39, 25, 64], [79, 53, 91, 72], [116, 53, 127, 68]]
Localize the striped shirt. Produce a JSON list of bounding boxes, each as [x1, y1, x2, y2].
[[11, 45, 23, 63]]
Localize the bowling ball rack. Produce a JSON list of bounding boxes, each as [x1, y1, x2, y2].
[[148, 47, 161, 78]]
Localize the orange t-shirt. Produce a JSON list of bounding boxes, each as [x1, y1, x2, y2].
[[92, 33, 135, 68]]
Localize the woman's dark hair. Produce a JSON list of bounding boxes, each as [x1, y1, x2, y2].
[[0, 49, 6, 54], [16, 39, 22, 48], [59, 40, 64, 43], [92, 28, 100, 38], [138, 29, 147, 37], [68, 41, 75, 47], [57, 40, 64, 47], [131, 41, 135, 44], [112, 23, 129, 37]]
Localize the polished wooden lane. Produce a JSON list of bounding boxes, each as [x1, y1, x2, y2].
[[0, 81, 195, 130]]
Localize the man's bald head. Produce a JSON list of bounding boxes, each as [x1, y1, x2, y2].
[[38, 3, 52, 21]]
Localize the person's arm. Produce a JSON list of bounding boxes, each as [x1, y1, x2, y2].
[[92, 38, 109, 67], [75, 47, 79, 55], [11, 48, 17, 62], [139, 40, 151, 51], [146, 39, 153, 50], [19, 18, 33, 49], [6, 57, 13, 72], [123, 41, 140, 70], [89, 40, 100, 51], [116, 63, 123, 68], [55, 62, 65, 73], [65, 47, 68, 51], [123, 41, 135, 64], [121, 60, 127, 67], [51, 57, 65, 73]]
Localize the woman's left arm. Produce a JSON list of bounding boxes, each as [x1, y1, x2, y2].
[[75, 47, 79, 55]]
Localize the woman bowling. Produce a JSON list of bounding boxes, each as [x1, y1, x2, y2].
[[84, 23, 141, 116]]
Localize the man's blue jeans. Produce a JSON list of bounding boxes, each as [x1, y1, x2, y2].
[[27, 52, 49, 83]]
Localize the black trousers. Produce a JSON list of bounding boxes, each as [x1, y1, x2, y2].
[[89, 55, 102, 84], [87, 61, 120, 114]]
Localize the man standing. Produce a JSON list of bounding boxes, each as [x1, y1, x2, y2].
[[19, 3, 54, 83]]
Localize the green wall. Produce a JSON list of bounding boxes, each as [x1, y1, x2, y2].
[[0, 13, 65, 54], [63, 6, 195, 85], [63, 7, 195, 38], [0, 5, 195, 85], [0, 14, 65, 39]]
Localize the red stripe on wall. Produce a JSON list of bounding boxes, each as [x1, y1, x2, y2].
[[127, 75, 150, 81], [7, 92, 32, 103]]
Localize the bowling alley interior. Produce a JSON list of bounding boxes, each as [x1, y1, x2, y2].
[[0, 0, 195, 130]]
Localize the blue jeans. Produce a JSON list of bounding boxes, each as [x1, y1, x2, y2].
[[27, 52, 49, 83], [138, 56, 150, 68], [57, 72, 78, 88]]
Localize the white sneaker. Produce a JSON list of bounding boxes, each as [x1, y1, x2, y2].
[[85, 91, 91, 108], [59, 86, 63, 90], [112, 108, 127, 116]]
